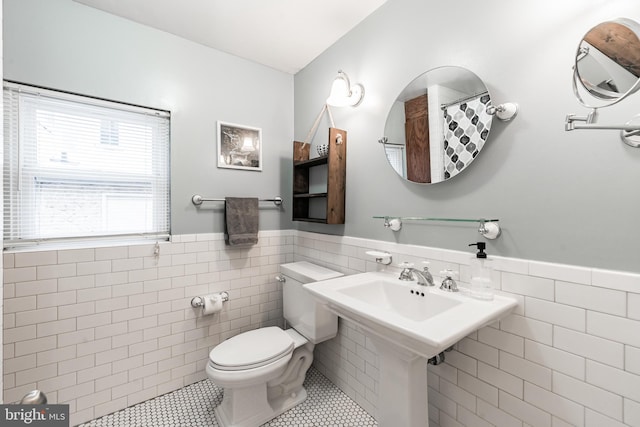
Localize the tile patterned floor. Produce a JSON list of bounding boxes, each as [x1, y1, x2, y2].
[[79, 367, 377, 427]]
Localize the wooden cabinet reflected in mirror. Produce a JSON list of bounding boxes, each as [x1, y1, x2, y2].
[[404, 94, 430, 183]]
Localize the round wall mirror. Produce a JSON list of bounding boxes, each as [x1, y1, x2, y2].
[[381, 66, 493, 184], [574, 18, 640, 107]]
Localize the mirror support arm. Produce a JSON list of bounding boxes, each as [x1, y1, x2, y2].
[[565, 121, 640, 132], [565, 109, 640, 131], [565, 109, 598, 131], [565, 110, 640, 147]]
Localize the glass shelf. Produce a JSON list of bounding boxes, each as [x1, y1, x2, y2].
[[372, 216, 502, 239], [372, 216, 499, 223]]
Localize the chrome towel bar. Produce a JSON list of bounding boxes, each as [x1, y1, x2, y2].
[[192, 194, 283, 206]]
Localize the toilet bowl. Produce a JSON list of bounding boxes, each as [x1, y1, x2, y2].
[[206, 327, 294, 388], [205, 261, 342, 427]]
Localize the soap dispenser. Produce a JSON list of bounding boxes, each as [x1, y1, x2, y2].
[[468, 242, 494, 300]]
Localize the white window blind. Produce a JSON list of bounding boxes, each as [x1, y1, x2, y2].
[[3, 82, 171, 247]]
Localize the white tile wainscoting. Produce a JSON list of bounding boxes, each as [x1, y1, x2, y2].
[[3, 229, 640, 426], [3, 231, 294, 425], [299, 232, 640, 427]]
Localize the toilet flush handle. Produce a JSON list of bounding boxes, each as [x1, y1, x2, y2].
[[275, 275, 286, 283]]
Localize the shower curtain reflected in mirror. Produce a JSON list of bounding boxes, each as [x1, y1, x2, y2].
[[442, 94, 492, 179]]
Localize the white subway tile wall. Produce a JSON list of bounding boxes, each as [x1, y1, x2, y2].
[[295, 231, 640, 427], [4, 229, 640, 427], [3, 231, 294, 425]]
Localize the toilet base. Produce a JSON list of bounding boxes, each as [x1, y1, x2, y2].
[[208, 333, 316, 427], [214, 386, 307, 427]]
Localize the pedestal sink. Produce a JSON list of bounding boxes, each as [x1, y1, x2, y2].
[[304, 271, 517, 427]]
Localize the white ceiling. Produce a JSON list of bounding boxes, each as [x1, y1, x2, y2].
[[73, 0, 388, 74]]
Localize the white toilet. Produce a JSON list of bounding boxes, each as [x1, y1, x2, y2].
[[206, 261, 343, 427]]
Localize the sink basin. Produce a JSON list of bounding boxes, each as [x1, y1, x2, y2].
[[304, 271, 517, 427], [337, 279, 461, 322], [304, 271, 517, 358]]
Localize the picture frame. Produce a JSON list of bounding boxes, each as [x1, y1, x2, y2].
[[217, 121, 263, 171]]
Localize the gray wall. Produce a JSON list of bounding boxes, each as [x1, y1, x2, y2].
[[3, 0, 295, 235], [6, 0, 640, 273], [294, 0, 640, 273]]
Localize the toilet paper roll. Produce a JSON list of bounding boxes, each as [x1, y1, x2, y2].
[[202, 294, 224, 315]]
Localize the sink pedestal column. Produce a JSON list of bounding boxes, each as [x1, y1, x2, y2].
[[371, 336, 429, 427]]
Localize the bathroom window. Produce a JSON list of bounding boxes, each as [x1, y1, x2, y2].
[[3, 82, 171, 247]]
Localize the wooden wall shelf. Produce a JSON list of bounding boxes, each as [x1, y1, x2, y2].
[[292, 128, 346, 224]]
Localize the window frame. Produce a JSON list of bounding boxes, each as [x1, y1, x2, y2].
[[3, 81, 171, 249]]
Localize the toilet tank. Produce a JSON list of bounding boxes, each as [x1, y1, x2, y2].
[[280, 261, 343, 344]]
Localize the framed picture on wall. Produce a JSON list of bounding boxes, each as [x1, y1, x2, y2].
[[217, 121, 263, 171]]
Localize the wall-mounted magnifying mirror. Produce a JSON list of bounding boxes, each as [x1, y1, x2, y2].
[[381, 66, 509, 184], [566, 18, 640, 146], [574, 18, 640, 107]]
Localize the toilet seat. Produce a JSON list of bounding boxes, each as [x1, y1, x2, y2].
[[209, 327, 294, 371]]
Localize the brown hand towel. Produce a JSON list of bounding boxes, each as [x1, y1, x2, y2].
[[225, 197, 259, 246]]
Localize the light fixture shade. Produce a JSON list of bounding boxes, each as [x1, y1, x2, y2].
[[326, 70, 364, 107], [241, 136, 255, 151]]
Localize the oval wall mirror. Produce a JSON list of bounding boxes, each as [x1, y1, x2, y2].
[[381, 66, 494, 184], [574, 18, 640, 107]]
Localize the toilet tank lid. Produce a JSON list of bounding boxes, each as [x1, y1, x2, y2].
[[280, 261, 343, 283]]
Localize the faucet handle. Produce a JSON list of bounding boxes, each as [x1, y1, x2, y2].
[[439, 269, 459, 292], [398, 262, 414, 281]]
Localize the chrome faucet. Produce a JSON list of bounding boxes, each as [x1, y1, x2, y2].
[[399, 263, 435, 286]]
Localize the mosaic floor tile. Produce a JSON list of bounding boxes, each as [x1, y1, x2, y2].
[[79, 367, 377, 427]]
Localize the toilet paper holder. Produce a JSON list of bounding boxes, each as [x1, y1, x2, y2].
[[191, 292, 229, 308]]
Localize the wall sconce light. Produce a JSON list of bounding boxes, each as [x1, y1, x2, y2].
[[326, 70, 364, 107]]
